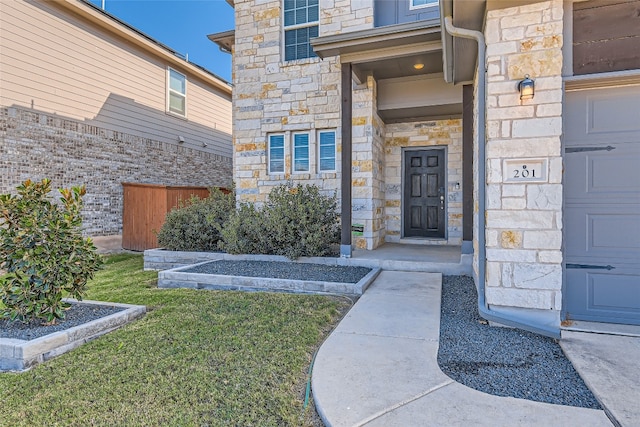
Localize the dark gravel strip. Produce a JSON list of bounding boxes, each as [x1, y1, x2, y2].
[[437, 275, 601, 409], [183, 260, 372, 284], [1, 303, 126, 341]]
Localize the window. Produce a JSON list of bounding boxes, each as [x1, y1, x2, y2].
[[269, 134, 285, 174], [168, 68, 186, 116], [293, 133, 310, 172], [410, 0, 438, 9], [318, 130, 336, 172], [284, 0, 319, 61]]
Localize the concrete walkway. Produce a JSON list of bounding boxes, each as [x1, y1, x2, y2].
[[312, 271, 618, 426], [561, 331, 640, 426]]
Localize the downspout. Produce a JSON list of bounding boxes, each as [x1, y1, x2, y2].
[[443, 16, 560, 339]]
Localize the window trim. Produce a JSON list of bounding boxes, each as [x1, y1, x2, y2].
[[318, 130, 337, 172], [268, 134, 286, 175], [409, 0, 438, 10], [167, 67, 187, 118], [292, 132, 310, 173], [283, 0, 319, 62]]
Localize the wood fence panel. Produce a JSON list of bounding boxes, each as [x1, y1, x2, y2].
[[121, 183, 211, 251]]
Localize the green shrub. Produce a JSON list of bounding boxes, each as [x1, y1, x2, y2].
[[220, 182, 340, 259], [0, 179, 103, 324], [217, 202, 271, 255], [156, 187, 235, 252]]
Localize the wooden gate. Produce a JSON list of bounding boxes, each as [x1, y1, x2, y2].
[[121, 183, 211, 251]]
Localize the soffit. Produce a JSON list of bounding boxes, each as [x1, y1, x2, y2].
[[312, 20, 443, 82], [442, 0, 545, 84], [355, 51, 444, 80], [207, 30, 235, 53], [379, 104, 463, 123], [440, 0, 486, 84], [312, 20, 442, 59]]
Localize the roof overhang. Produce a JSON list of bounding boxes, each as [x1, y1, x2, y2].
[[312, 20, 442, 59], [54, 0, 231, 95], [208, 30, 235, 54], [440, 0, 486, 84], [313, 20, 462, 123], [312, 20, 443, 83], [441, 0, 546, 84]]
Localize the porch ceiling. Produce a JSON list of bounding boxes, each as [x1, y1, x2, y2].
[[354, 51, 443, 80], [379, 103, 462, 123], [313, 20, 462, 122], [312, 20, 443, 83]]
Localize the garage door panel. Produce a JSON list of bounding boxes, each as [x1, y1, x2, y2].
[[588, 93, 640, 134], [564, 145, 640, 201], [564, 85, 640, 325], [565, 205, 640, 260], [566, 269, 640, 325], [565, 85, 640, 145]]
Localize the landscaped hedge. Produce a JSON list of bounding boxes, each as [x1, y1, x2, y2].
[[221, 183, 340, 259], [158, 182, 340, 259], [156, 187, 235, 252]]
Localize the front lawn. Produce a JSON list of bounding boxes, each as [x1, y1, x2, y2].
[[0, 254, 350, 426]]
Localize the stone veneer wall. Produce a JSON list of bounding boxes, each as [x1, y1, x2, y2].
[[0, 107, 232, 235], [234, 0, 340, 202], [233, 0, 384, 248], [384, 120, 463, 245], [351, 77, 386, 250], [319, 0, 374, 34], [482, 0, 564, 324]]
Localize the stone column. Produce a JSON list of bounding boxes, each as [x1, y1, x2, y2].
[[483, 0, 564, 326]]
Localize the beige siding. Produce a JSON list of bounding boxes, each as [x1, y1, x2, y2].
[[0, 0, 232, 157]]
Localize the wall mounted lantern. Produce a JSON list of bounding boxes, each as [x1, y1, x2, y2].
[[518, 75, 535, 100]]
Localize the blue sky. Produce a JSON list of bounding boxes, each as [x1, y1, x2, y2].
[[87, 0, 235, 82]]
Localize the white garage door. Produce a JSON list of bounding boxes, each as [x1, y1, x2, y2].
[[564, 84, 640, 325]]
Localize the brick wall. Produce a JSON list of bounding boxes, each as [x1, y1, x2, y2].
[[0, 107, 232, 235]]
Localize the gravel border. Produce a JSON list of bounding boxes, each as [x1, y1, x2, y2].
[[182, 260, 372, 284], [0, 303, 126, 341], [437, 275, 601, 409]]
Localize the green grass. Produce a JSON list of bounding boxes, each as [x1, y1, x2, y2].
[[0, 254, 350, 426]]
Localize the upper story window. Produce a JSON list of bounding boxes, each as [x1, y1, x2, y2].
[[269, 134, 285, 174], [410, 0, 438, 9], [167, 68, 186, 117], [283, 0, 319, 61]]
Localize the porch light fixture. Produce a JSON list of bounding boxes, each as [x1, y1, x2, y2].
[[518, 75, 535, 100], [413, 62, 425, 70]]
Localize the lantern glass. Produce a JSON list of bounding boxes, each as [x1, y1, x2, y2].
[[518, 75, 535, 100]]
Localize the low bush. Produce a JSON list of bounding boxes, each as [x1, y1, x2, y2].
[[217, 202, 271, 255], [0, 179, 103, 324], [220, 182, 340, 259], [156, 187, 235, 252]]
